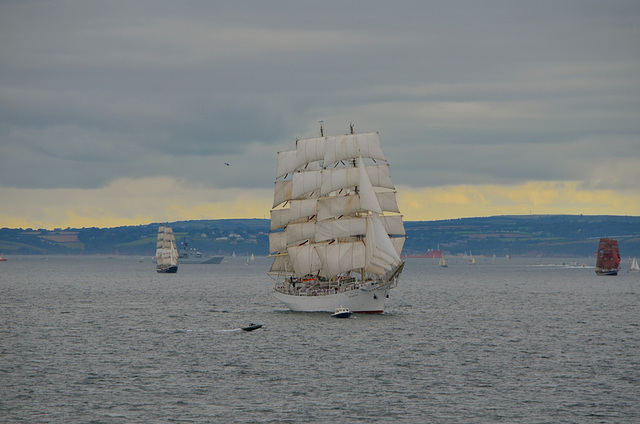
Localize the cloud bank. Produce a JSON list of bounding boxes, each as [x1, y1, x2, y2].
[[1, 1, 639, 228]]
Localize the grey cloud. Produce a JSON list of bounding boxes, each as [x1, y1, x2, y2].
[[1, 0, 639, 192]]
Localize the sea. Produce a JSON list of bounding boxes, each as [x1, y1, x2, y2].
[[1, 255, 639, 423]]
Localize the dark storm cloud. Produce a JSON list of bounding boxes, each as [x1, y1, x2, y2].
[[1, 0, 639, 191]]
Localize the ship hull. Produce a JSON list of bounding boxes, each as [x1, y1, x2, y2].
[[179, 256, 224, 264], [157, 265, 178, 274], [595, 268, 619, 276], [273, 286, 390, 313]]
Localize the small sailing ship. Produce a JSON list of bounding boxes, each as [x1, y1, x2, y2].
[[629, 257, 639, 273], [268, 125, 406, 313], [156, 224, 179, 273], [595, 238, 621, 276]]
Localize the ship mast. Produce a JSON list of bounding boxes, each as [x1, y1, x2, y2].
[[347, 123, 366, 281]]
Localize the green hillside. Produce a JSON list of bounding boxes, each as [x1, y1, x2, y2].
[[1, 215, 639, 258]]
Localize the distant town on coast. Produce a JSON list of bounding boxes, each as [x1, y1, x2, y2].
[[1, 215, 639, 259]]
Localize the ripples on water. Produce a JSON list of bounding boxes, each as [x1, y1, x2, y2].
[[1, 256, 639, 423]]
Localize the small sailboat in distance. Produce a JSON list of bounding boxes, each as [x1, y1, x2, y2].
[[629, 257, 639, 273]]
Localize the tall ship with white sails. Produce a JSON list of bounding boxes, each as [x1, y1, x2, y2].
[[156, 224, 179, 273], [268, 124, 406, 313]]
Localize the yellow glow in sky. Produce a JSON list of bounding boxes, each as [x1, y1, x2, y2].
[[1, 177, 638, 229]]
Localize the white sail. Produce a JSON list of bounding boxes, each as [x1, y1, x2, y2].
[[316, 216, 367, 242], [315, 241, 366, 278], [364, 217, 389, 275], [315, 214, 404, 242], [276, 150, 298, 178], [364, 215, 401, 275], [155, 225, 165, 259], [357, 154, 383, 214], [286, 222, 316, 245], [317, 194, 361, 221], [391, 236, 406, 257], [320, 164, 394, 195], [289, 198, 318, 222], [291, 170, 323, 200], [288, 243, 323, 277], [317, 192, 399, 221], [295, 137, 326, 169], [377, 191, 401, 213], [380, 215, 405, 236], [269, 254, 293, 273], [270, 208, 290, 231], [323, 132, 386, 165], [273, 180, 293, 208], [373, 214, 401, 264], [268, 231, 287, 254]]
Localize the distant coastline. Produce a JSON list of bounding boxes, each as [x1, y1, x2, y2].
[[1, 215, 639, 258]]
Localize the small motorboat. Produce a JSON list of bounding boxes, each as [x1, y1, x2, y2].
[[241, 323, 262, 332], [331, 306, 352, 319]]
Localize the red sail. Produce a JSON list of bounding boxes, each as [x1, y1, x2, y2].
[[595, 238, 621, 274]]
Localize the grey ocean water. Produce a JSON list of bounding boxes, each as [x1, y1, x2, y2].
[[1, 255, 639, 423]]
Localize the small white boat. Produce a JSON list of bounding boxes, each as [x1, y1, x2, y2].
[[331, 306, 352, 319]]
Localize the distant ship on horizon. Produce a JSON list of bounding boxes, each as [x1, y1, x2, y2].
[[595, 238, 621, 276], [178, 239, 223, 264], [403, 248, 443, 259], [156, 224, 178, 273]]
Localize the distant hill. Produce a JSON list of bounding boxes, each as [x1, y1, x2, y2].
[[1, 215, 639, 258]]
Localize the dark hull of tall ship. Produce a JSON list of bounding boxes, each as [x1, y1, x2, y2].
[[595, 268, 619, 276], [156, 265, 178, 274]]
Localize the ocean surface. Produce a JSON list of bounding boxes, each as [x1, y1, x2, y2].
[[1, 255, 639, 423]]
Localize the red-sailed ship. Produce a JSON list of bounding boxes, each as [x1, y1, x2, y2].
[[595, 238, 621, 276]]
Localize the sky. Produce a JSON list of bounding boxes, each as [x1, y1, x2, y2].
[[1, 1, 639, 230]]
